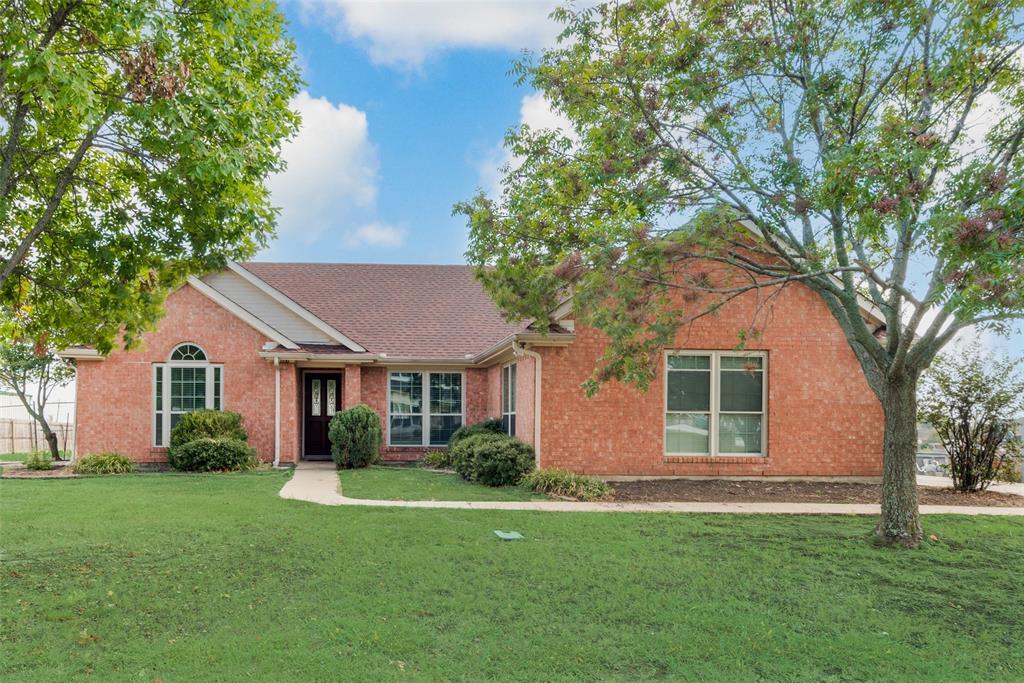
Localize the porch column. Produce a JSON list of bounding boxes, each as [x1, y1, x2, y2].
[[343, 366, 362, 410]]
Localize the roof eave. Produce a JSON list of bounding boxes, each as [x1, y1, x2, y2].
[[58, 347, 103, 361]]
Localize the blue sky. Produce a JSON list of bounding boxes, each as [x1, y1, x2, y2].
[[260, 1, 569, 265], [259, 1, 1021, 356]]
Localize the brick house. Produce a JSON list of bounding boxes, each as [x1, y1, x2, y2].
[[62, 261, 884, 477]]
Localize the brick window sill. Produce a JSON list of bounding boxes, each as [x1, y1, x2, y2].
[[663, 455, 768, 464]]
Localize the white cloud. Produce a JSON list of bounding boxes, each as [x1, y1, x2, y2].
[[268, 91, 378, 244], [477, 91, 575, 197], [299, 0, 567, 68], [343, 221, 407, 248]]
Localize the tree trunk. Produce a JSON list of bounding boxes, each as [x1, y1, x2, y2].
[[41, 419, 61, 461], [876, 375, 923, 546]]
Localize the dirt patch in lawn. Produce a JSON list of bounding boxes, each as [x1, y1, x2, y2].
[[609, 479, 1024, 507], [1, 462, 75, 479]]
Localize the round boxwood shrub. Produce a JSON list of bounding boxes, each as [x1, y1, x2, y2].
[[447, 417, 504, 449], [329, 404, 382, 469], [169, 410, 248, 454], [451, 432, 535, 486], [168, 438, 257, 472], [73, 452, 136, 475]]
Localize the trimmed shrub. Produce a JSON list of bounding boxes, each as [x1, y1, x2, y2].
[[994, 455, 1022, 483], [451, 433, 534, 486], [168, 438, 257, 472], [23, 450, 52, 471], [421, 449, 452, 469], [447, 417, 504, 449], [73, 452, 137, 475], [521, 468, 611, 501], [168, 410, 247, 454], [329, 404, 382, 469]]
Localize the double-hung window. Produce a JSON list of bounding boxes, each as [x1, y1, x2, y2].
[[665, 351, 766, 456], [501, 363, 517, 436], [153, 343, 224, 447], [388, 371, 464, 446]]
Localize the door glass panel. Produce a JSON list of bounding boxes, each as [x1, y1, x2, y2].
[[326, 379, 337, 416], [665, 413, 710, 454], [311, 379, 321, 416]]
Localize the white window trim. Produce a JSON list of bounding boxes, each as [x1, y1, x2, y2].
[[152, 344, 225, 447], [386, 370, 466, 447], [663, 350, 767, 457], [501, 362, 517, 436]]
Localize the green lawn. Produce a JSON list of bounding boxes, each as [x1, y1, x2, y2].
[[339, 465, 547, 501], [0, 451, 70, 462], [2, 472, 1023, 681]]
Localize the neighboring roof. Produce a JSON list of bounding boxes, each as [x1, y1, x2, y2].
[[241, 263, 526, 359]]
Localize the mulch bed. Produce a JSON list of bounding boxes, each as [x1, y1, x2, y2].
[[0, 462, 75, 479], [609, 479, 1024, 507]]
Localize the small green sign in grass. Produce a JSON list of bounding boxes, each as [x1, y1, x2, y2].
[[494, 530, 523, 540]]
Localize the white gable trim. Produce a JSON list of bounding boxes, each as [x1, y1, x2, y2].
[[227, 262, 367, 352], [187, 277, 299, 350]]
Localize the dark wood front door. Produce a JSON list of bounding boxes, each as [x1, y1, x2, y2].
[[304, 372, 341, 460]]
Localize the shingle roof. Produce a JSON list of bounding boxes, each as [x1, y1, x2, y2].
[[241, 263, 526, 358]]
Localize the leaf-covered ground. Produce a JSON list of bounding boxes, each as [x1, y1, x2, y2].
[[2, 471, 1023, 681]]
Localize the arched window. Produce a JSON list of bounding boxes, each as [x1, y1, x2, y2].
[[170, 343, 207, 361], [153, 343, 223, 447]]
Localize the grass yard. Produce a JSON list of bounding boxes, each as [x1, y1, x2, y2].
[[338, 465, 547, 501], [2, 472, 1024, 682], [0, 451, 70, 463]]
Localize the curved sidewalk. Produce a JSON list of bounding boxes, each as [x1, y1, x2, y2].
[[279, 462, 1024, 516]]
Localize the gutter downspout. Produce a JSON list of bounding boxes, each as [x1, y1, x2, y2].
[[273, 357, 281, 468], [514, 342, 543, 468]]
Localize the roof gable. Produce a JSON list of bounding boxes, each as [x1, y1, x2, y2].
[[240, 262, 525, 359]]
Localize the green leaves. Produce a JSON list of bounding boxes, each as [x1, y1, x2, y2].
[[458, 0, 1024, 392], [0, 0, 301, 351]]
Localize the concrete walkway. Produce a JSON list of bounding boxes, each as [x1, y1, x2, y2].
[[279, 462, 1024, 516]]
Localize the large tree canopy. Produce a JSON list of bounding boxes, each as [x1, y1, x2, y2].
[[0, 0, 301, 351], [458, 0, 1024, 545]]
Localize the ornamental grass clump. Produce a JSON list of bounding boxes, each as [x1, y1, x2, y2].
[[73, 452, 136, 475], [521, 468, 611, 501]]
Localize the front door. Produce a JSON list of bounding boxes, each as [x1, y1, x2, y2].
[[304, 372, 341, 460]]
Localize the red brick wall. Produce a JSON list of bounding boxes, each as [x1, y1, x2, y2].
[[486, 364, 502, 419], [535, 282, 884, 477], [514, 356, 536, 447], [75, 284, 290, 463], [349, 366, 490, 461]]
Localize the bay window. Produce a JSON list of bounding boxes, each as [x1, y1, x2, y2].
[[665, 351, 765, 456], [388, 371, 464, 446], [153, 343, 224, 447]]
